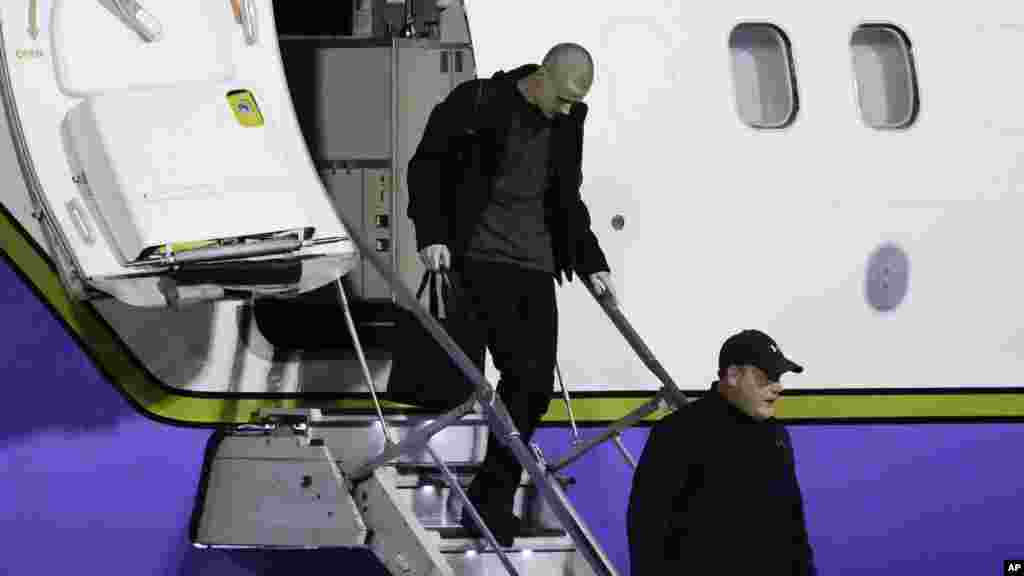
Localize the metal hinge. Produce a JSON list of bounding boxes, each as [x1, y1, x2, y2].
[[244, 408, 325, 435]]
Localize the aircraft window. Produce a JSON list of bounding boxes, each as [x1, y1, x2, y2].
[[728, 23, 799, 129], [850, 24, 919, 129]]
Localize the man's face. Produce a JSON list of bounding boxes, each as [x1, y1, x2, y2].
[[538, 67, 590, 118], [726, 365, 783, 421]]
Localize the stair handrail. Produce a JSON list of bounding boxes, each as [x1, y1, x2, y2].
[[547, 284, 691, 472]]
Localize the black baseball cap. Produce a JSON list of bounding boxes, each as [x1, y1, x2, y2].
[[718, 329, 804, 382]]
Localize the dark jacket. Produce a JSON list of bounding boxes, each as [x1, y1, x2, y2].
[[406, 64, 609, 285], [627, 385, 817, 575]]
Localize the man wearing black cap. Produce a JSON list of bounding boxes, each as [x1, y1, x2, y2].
[[626, 329, 817, 575]]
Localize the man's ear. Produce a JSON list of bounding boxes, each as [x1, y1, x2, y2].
[[724, 366, 739, 387]]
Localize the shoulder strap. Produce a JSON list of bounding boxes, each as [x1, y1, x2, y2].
[[416, 270, 432, 300], [428, 271, 440, 318]]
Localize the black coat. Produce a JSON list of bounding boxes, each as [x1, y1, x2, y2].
[[406, 64, 609, 285], [627, 385, 818, 575]]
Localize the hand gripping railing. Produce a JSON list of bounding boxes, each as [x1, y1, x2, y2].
[[330, 206, 619, 576]]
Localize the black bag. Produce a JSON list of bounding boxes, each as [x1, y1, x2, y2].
[[386, 269, 483, 411]]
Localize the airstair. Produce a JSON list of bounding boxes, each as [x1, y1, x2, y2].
[[0, 1, 691, 574]]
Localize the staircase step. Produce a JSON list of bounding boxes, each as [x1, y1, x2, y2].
[[394, 462, 484, 476], [441, 542, 597, 576], [432, 525, 567, 542], [432, 526, 595, 576], [390, 465, 576, 534]]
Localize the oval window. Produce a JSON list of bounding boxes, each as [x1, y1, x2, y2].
[[728, 23, 799, 129], [850, 24, 919, 129]]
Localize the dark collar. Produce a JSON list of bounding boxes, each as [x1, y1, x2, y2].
[[706, 381, 774, 426]]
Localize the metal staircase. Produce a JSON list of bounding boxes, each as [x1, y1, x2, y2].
[[194, 410, 605, 574], [191, 205, 691, 575]]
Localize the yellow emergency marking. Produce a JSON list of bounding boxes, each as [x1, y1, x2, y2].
[[227, 89, 264, 128]]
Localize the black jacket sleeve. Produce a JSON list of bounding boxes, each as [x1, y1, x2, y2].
[[406, 79, 482, 251], [781, 427, 818, 576], [562, 104, 610, 277], [627, 413, 687, 575]]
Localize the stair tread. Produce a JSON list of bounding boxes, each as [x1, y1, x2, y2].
[[396, 462, 575, 480], [395, 463, 483, 474], [430, 525, 567, 540]]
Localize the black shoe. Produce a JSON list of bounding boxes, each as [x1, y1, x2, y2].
[[459, 507, 523, 548]]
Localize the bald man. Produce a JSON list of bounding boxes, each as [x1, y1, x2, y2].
[[406, 43, 617, 547]]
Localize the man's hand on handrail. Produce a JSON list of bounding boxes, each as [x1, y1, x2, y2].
[[588, 270, 618, 307]]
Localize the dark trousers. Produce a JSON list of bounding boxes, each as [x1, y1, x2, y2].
[[454, 258, 558, 514]]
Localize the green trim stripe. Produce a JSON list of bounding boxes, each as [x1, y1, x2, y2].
[[537, 394, 1024, 423], [3, 205, 1024, 425], [773, 393, 1024, 420]]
